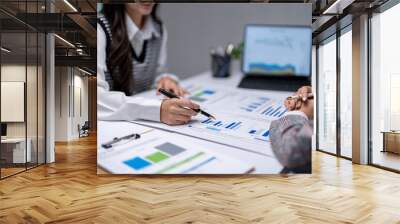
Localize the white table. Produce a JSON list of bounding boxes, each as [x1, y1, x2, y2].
[[99, 71, 294, 174], [1, 138, 32, 163]]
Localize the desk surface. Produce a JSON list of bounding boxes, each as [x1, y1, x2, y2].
[[99, 71, 290, 174], [1, 138, 27, 143]]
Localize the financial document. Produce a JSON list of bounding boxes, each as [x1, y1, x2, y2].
[[98, 121, 253, 174], [133, 84, 291, 156]]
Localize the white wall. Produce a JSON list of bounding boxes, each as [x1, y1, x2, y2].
[[1, 63, 46, 163], [159, 3, 312, 79], [54, 67, 89, 141]]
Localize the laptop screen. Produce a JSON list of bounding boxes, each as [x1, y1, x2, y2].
[[242, 25, 312, 77]]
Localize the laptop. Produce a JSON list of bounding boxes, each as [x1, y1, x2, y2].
[[238, 24, 312, 92]]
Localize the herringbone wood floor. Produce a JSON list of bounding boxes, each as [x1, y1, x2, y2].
[[1, 135, 400, 224]]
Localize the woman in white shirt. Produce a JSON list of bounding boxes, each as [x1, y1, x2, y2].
[[97, 3, 199, 125]]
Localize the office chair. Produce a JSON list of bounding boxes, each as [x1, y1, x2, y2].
[[79, 121, 90, 138]]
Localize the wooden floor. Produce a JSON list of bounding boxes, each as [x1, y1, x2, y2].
[[372, 150, 400, 171], [1, 135, 400, 224]]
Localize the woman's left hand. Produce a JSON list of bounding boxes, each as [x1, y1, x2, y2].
[[156, 76, 188, 97]]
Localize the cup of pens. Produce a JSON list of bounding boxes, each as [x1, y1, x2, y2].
[[210, 44, 234, 78]]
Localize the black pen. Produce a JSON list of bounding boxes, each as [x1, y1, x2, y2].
[[286, 93, 314, 101], [101, 133, 141, 149], [158, 88, 216, 120]]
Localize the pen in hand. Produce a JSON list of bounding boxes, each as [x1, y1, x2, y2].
[[158, 88, 216, 120], [286, 93, 314, 101]]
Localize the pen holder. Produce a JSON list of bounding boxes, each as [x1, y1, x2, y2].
[[211, 54, 231, 78]]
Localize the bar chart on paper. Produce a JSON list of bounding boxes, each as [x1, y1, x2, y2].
[[133, 84, 289, 155], [189, 116, 272, 143], [259, 104, 287, 118], [98, 131, 253, 174], [185, 84, 288, 119], [238, 97, 287, 119], [186, 84, 230, 104]]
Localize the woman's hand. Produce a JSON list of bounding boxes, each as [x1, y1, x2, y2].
[[160, 98, 199, 125], [156, 76, 188, 97]]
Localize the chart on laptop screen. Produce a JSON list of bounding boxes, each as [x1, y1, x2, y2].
[[243, 25, 312, 76]]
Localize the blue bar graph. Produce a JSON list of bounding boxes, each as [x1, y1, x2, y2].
[[241, 97, 270, 113], [214, 121, 222, 126], [262, 130, 270, 137], [225, 122, 236, 129], [261, 105, 287, 118], [261, 106, 272, 115], [249, 130, 256, 134], [249, 105, 257, 109], [271, 106, 281, 116], [202, 118, 211, 124], [203, 90, 215, 95], [230, 122, 241, 129], [278, 109, 287, 117]]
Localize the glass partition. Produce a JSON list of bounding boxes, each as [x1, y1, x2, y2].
[[0, 0, 46, 179], [38, 32, 45, 165], [1, 31, 28, 177], [370, 2, 400, 171], [317, 35, 337, 154], [339, 27, 352, 158]]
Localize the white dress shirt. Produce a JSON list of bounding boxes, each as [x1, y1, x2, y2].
[[97, 14, 177, 122]]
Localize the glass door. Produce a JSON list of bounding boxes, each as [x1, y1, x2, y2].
[[0, 0, 47, 179], [370, 2, 400, 172], [1, 31, 28, 178], [317, 35, 337, 154], [339, 26, 352, 159]]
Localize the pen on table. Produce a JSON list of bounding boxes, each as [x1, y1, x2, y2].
[[101, 133, 141, 149], [158, 88, 216, 120], [286, 93, 314, 101]]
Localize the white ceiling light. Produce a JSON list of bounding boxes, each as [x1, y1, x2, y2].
[[323, 0, 355, 15], [78, 67, 93, 76], [54, 34, 75, 48], [1, 47, 11, 53], [63, 0, 78, 12]]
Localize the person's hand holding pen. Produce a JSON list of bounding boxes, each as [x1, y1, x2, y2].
[[284, 86, 314, 119], [161, 98, 199, 125], [159, 88, 216, 126]]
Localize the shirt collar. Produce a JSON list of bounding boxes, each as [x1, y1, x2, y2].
[[125, 13, 160, 42]]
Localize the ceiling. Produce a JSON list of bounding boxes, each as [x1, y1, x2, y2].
[[0, 0, 96, 73]]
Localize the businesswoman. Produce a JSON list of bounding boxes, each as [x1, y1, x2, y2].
[[97, 3, 199, 125]]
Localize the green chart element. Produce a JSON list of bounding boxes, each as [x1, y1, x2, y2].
[[146, 151, 169, 163], [156, 152, 205, 174]]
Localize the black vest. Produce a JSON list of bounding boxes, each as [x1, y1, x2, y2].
[[98, 15, 163, 95]]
